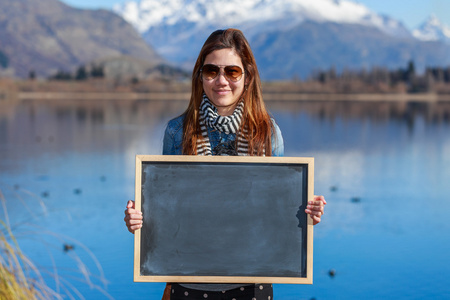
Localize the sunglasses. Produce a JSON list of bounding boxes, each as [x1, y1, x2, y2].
[[201, 64, 244, 82]]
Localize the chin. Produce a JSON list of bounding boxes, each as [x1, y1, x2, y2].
[[211, 97, 236, 107]]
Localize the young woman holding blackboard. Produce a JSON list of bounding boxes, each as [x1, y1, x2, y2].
[[124, 28, 326, 300]]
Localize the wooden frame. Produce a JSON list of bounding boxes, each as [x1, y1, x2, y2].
[[134, 155, 314, 284]]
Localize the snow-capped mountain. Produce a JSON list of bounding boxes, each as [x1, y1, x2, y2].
[[413, 15, 450, 43], [114, 0, 409, 37], [113, 0, 410, 62], [112, 0, 450, 79]]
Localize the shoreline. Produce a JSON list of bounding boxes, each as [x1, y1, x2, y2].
[[11, 91, 450, 102]]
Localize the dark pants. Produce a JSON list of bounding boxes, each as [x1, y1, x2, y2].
[[170, 283, 273, 300]]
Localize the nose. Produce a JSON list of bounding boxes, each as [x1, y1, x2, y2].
[[215, 70, 229, 85]]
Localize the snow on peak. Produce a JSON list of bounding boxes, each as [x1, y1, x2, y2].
[[413, 14, 450, 42], [113, 0, 400, 35]]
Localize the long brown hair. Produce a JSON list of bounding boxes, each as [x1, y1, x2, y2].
[[182, 28, 273, 156]]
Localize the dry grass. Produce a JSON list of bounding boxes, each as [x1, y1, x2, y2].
[[0, 216, 58, 299], [0, 188, 112, 300]]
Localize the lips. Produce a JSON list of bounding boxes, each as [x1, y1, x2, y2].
[[214, 89, 231, 95]]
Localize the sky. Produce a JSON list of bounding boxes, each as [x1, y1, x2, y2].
[[60, 0, 450, 30]]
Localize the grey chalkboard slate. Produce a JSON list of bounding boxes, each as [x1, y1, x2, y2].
[[134, 155, 314, 284]]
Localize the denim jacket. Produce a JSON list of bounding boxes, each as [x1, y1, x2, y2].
[[163, 114, 284, 156]]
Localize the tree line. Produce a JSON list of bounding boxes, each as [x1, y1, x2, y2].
[[46, 64, 105, 81], [42, 60, 450, 93], [310, 60, 450, 93]]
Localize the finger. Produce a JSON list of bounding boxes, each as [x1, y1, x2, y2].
[[307, 203, 324, 210], [313, 211, 322, 217], [125, 219, 143, 231], [310, 207, 324, 215], [307, 208, 322, 216], [305, 208, 322, 217], [313, 195, 327, 205], [125, 208, 142, 216], [308, 200, 325, 207], [305, 214, 320, 226], [128, 219, 143, 226], [131, 213, 143, 220], [127, 226, 135, 234], [305, 209, 321, 224], [129, 223, 143, 232], [312, 215, 321, 225], [307, 203, 324, 212], [124, 213, 143, 222], [125, 200, 136, 215], [125, 208, 139, 214]]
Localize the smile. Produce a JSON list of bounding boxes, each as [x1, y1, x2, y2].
[[214, 90, 231, 95]]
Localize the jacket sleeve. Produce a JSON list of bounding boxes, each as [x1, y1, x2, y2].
[[162, 125, 176, 155], [271, 119, 284, 157], [162, 115, 185, 155]]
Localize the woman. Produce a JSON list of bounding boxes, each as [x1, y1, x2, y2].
[[124, 28, 326, 300]]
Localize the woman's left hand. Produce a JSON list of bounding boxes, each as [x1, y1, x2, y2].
[[305, 195, 327, 225]]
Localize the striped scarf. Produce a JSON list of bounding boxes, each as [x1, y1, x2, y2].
[[197, 94, 253, 156]]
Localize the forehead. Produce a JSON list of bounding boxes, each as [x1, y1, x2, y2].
[[204, 48, 243, 67]]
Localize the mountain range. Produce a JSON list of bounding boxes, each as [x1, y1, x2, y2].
[[413, 15, 450, 43], [114, 0, 450, 79], [1, 0, 449, 80], [0, 0, 162, 78]]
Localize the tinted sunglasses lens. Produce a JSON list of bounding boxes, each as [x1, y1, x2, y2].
[[224, 66, 243, 81], [202, 65, 219, 80]]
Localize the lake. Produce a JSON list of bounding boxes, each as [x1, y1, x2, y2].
[[1, 97, 450, 299]]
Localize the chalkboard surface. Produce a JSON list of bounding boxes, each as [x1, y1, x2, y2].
[[134, 155, 314, 284]]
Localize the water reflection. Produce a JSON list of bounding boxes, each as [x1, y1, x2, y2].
[[269, 100, 450, 128], [1, 97, 450, 300]]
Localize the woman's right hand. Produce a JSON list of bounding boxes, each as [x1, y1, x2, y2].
[[124, 200, 143, 234]]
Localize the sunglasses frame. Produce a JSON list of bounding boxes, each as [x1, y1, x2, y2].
[[200, 64, 244, 82]]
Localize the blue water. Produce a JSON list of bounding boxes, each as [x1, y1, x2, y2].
[[1, 99, 450, 299]]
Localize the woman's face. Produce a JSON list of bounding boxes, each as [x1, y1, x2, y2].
[[202, 48, 246, 116]]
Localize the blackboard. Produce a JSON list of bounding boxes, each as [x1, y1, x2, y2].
[[134, 155, 314, 284]]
